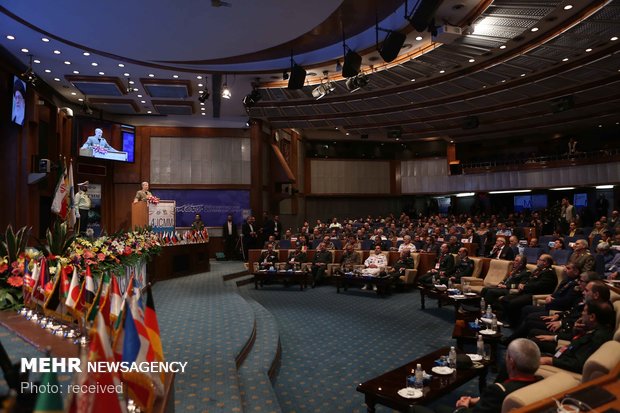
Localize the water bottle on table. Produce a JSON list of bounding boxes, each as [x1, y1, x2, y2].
[[415, 363, 424, 390], [448, 346, 457, 370]]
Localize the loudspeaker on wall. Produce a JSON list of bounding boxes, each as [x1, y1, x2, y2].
[[379, 31, 406, 62], [288, 64, 307, 90]]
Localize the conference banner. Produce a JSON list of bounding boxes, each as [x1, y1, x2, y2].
[[153, 190, 250, 228]]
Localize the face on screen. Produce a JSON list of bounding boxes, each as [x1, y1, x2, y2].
[[12, 77, 26, 126]]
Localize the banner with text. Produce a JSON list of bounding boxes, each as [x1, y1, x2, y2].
[[148, 200, 176, 233], [153, 190, 250, 228]]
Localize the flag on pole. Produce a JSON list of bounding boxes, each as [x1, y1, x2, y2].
[[109, 276, 122, 321], [144, 289, 165, 385], [67, 160, 76, 228], [65, 266, 81, 309], [33, 371, 63, 413], [51, 158, 70, 220]]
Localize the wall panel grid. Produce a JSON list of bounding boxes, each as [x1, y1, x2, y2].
[[150, 137, 250, 185], [310, 159, 390, 194], [400, 159, 620, 193]]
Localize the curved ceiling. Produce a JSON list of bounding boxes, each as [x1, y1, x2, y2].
[[0, 0, 618, 142]]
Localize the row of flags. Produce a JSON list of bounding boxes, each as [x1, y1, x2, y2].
[[26, 263, 165, 412], [157, 227, 209, 245]]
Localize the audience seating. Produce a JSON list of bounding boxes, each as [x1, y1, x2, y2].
[[536, 340, 620, 382], [529, 264, 565, 305], [550, 249, 570, 265], [523, 247, 542, 264], [461, 259, 512, 294], [501, 371, 581, 413], [278, 239, 292, 249]]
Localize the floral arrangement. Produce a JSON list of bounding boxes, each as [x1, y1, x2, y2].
[[0, 223, 162, 309], [146, 194, 160, 205]]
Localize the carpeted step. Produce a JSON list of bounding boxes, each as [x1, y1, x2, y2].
[[235, 275, 255, 287], [237, 298, 282, 413]]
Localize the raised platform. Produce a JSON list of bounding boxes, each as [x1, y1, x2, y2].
[[147, 242, 210, 283]]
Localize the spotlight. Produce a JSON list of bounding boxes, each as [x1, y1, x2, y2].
[[221, 74, 231, 99], [345, 73, 369, 92], [242, 89, 262, 108], [21, 54, 37, 86], [283, 71, 289, 80], [311, 74, 335, 100], [198, 75, 210, 103], [245, 118, 251, 128]]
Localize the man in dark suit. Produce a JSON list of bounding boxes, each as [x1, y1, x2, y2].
[[263, 213, 282, 240], [487, 237, 515, 260], [258, 243, 279, 270], [500, 254, 558, 327], [222, 214, 238, 260], [242, 216, 260, 259], [537, 299, 615, 374], [311, 242, 333, 287], [418, 243, 455, 287]]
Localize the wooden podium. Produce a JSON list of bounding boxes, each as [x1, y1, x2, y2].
[[132, 201, 148, 228]]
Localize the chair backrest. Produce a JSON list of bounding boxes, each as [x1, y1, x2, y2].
[[411, 253, 420, 269], [501, 372, 581, 413], [614, 300, 620, 337], [551, 249, 570, 265], [311, 239, 321, 249], [332, 239, 342, 250], [470, 257, 484, 278], [279, 239, 292, 249], [523, 247, 542, 264], [582, 340, 620, 382], [361, 239, 373, 250], [551, 265, 565, 287], [483, 259, 512, 287]]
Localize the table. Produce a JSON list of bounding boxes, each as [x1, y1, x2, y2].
[[333, 274, 395, 296], [357, 347, 488, 413], [147, 242, 210, 283], [253, 270, 311, 290], [419, 286, 481, 314], [452, 312, 502, 367]]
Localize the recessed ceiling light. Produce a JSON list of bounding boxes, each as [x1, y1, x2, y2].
[[468, 58, 475, 63], [415, 36, 423, 41], [118, 63, 124, 67], [33, 59, 40, 64], [200, 102, 205, 106], [499, 45, 506, 49], [520, 73, 526, 77], [201, 113, 206, 116], [562, 57, 569, 61], [98, 71, 105, 75], [147, 110, 152, 114], [585, 48, 592, 52], [563, 5, 573, 10], [201, 107, 206, 111], [137, 94, 142, 97], [598, 124, 602, 127], [173, 74, 179, 78], [73, 70, 79, 74], [148, 74, 154, 77], [53, 50, 61, 54], [611, 36, 618, 41], [501, 79, 506, 83], [129, 80, 135, 84], [6, 35, 15, 40], [64, 61, 71, 65], [198, 83, 203, 87], [78, 98, 84, 102], [133, 88, 138, 91], [41, 37, 50, 42], [439, 70, 445, 73], [70, 92, 76, 95], [410, 78, 415, 82], [123, 72, 130, 76], [91, 62, 98, 66], [54, 78, 60, 82], [141, 100, 146, 103], [346, 132, 350, 136], [531, 27, 539, 32], [44, 69, 51, 73], [83, 52, 90, 56], [21, 48, 29, 53], [197, 75, 202, 79]]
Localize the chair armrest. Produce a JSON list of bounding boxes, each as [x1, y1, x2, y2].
[[532, 294, 550, 306], [400, 269, 418, 284], [461, 276, 483, 286], [327, 263, 340, 276]]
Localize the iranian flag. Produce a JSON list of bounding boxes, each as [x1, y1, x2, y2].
[[51, 159, 70, 219]]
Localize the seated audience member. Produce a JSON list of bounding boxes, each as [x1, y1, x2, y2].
[[536, 299, 615, 374], [258, 243, 278, 270], [447, 235, 462, 254], [567, 222, 584, 237], [371, 235, 387, 251], [361, 245, 388, 281], [528, 238, 539, 248], [462, 227, 482, 246], [500, 254, 558, 327], [321, 235, 336, 250], [505, 275, 604, 347], [482, 255, 531, 306], [451, 247, 474, 284], [338, 243, 361, 273], [398, 235, 416, 253], [487, 237, 515, 260], [416, 338, 541, 413], [418, 243, 455, 287], [344, 235, 361, 250], [508, 235, 521, 257], [310, 242, 333, 287], [603, 250, 620, 279], [549, 238, 565, 252], [588, 221, 606, 245], [387, 249, 414, 282], [263, 235, 280, 249], [282, 229, 293, 241], [329, 217, 342, 229], [568, 239, 595, 272], [296, 234, 309, 252], [609, 210, 619, 231], [594, 242, 616, 277], [495, 222, 512, 237], [421, 236, 440, 254], [286, 245, 307, 270]]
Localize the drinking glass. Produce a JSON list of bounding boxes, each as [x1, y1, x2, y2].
[[483, 344, 491, 361], [406, 375, 416, 396]]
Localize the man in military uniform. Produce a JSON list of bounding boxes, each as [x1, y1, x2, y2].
[[311, 242, 332, 287]]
